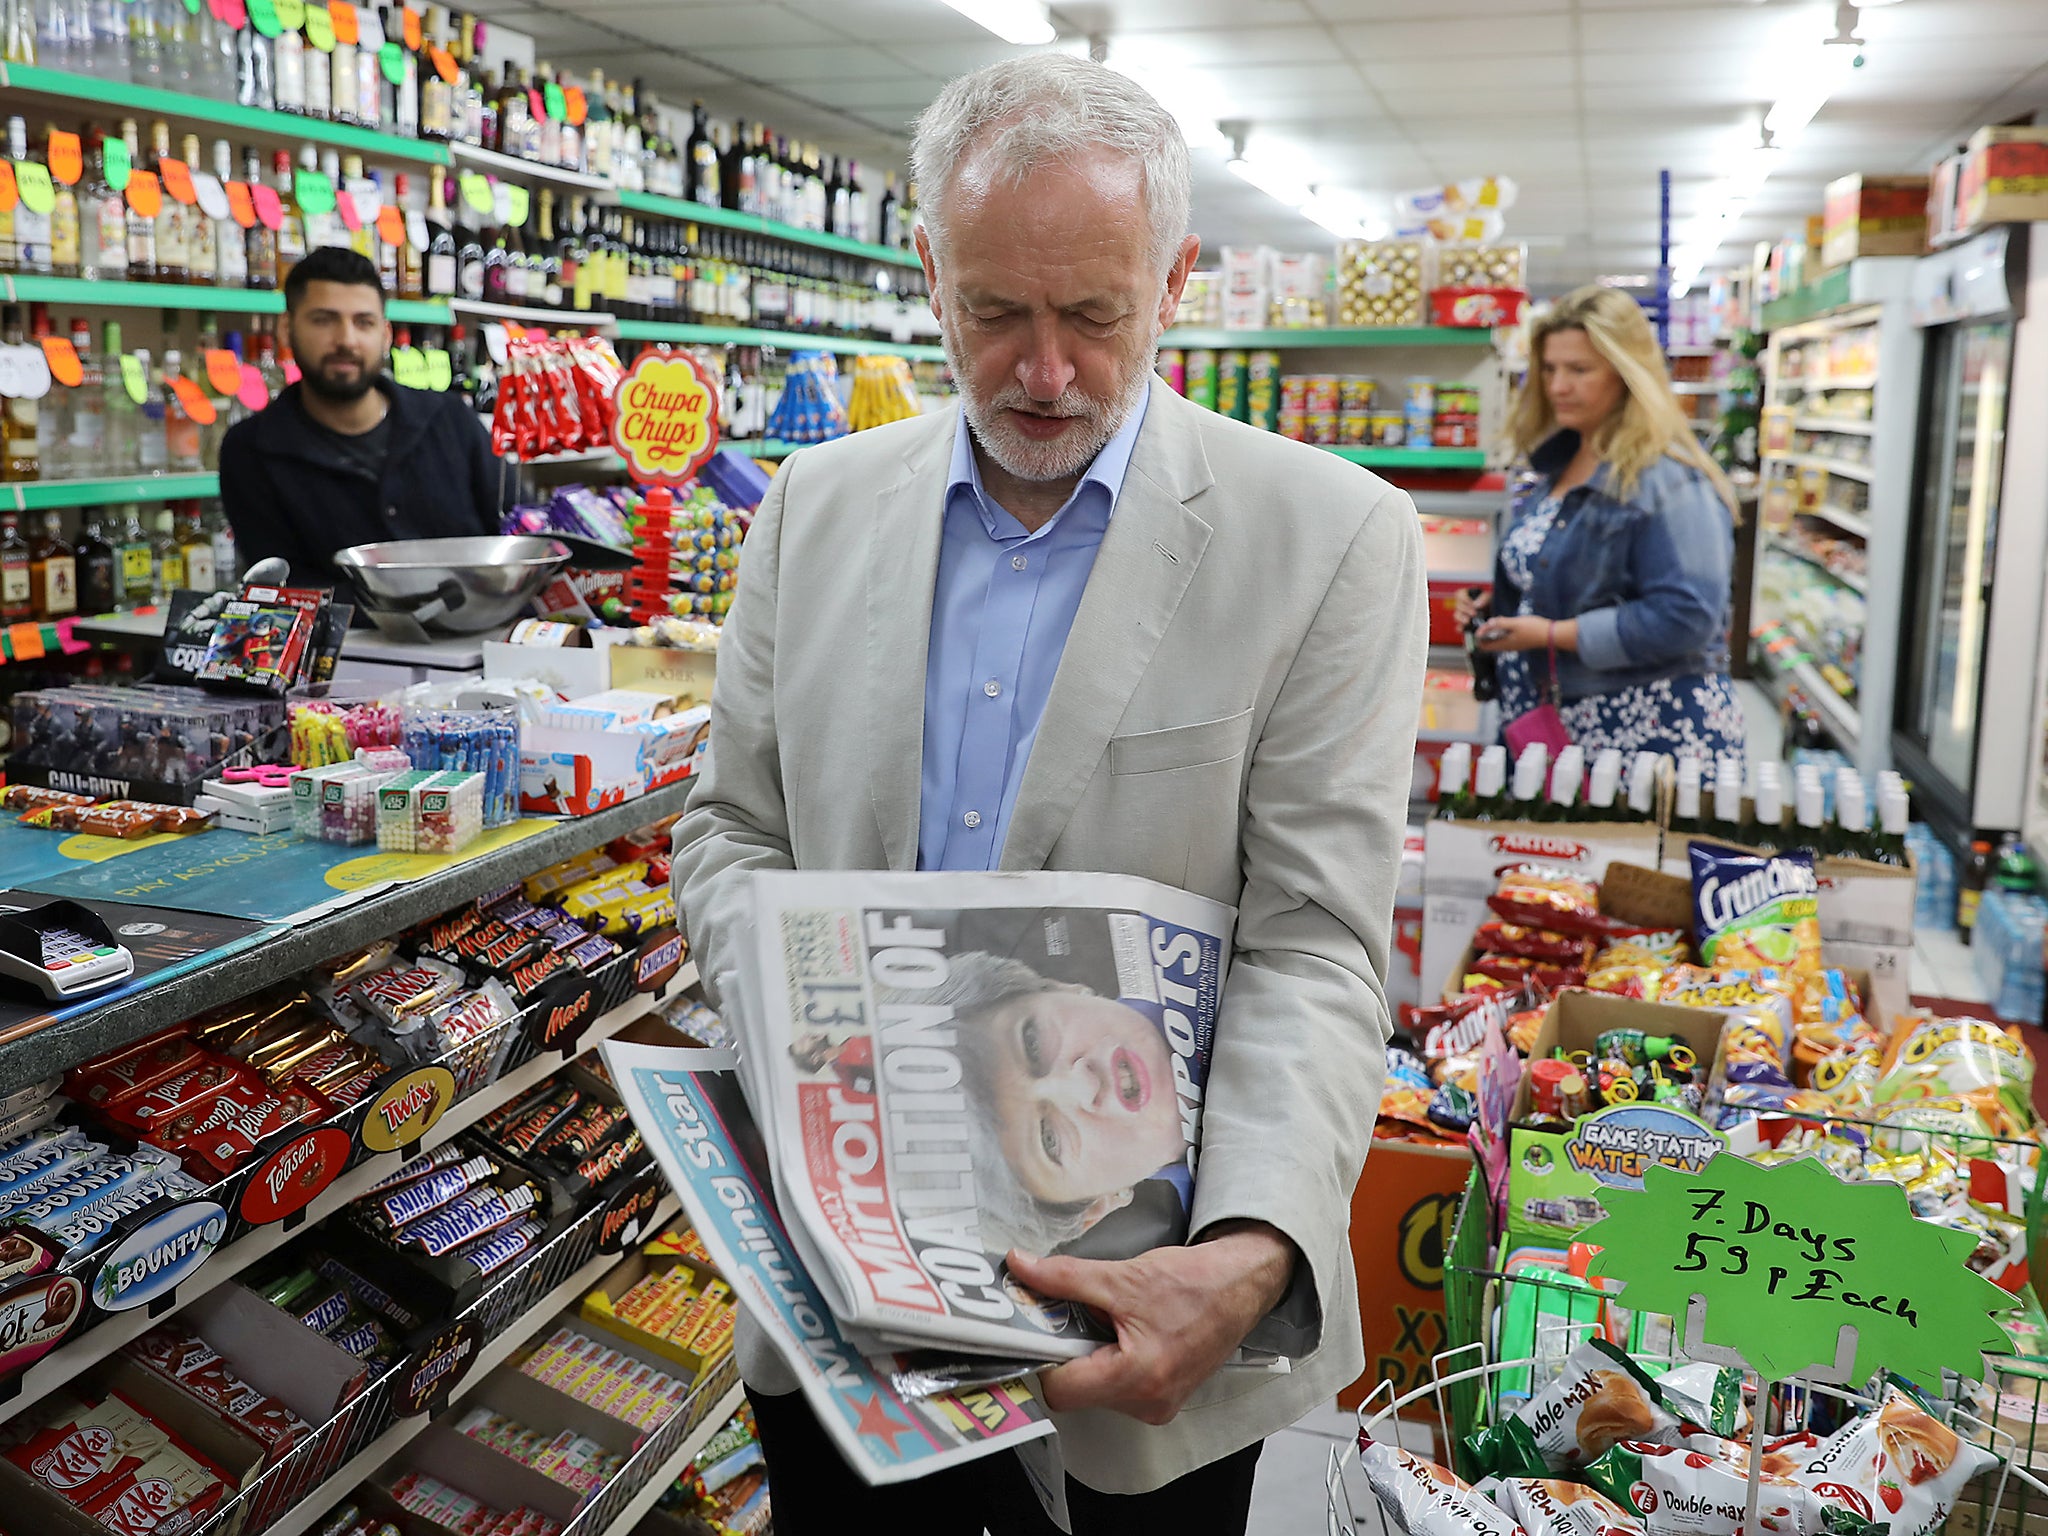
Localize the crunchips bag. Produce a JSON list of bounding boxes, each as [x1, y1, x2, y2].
[[1689, 845, 1823, 973]]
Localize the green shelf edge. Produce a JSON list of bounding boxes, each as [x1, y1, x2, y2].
[[3, 276, 450, 327], [613, 319, 944, 361], [616, 192, 922, 270], [1758, 267, 1855, 332], [1320, 446, 1487, 469], [0, 63, 451, 165], [13, 472, 220, 509], [1160, 326, 1496, 349]]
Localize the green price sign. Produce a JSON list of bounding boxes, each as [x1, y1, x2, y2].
[[505, 185, 529, 227], [274, 0, 302, 24], [182, 0, 200, 13], [422, 348, 452, 392], [379, 40, 404, 83], [12, 161, 54, 215], [391, 344, 426, 387], [458, 171, 492, 215], [247, 0, 280, 36], [119, 353, 147, 404], [102, 135, 131, 192], [542, 81, 565, 122], [294, 167, 335, 215], [304, 3, 333, 49], [1583, 1154, 2016, 1386]]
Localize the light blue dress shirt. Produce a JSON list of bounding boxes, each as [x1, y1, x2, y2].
[[916, 388, 1151, 871]]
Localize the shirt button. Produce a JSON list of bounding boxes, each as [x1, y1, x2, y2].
[[983, 679, 1001, 698], [963, 810, 982, 829], [1011, 554, 1027, 571]]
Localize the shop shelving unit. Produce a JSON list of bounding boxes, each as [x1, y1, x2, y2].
[[5, 471, 220, 510], [1159, 325, 1494, 349], [0, 275, 450, 327], [1750, 256, 1919, 774], [617, 188, 924, 271], [612, 316, 944, 361]]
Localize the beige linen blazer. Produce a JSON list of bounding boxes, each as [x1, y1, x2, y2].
[[672, 377, 1428, 1493]]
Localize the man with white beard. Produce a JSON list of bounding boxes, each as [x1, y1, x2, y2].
[[674, 52, 1428, 1534]]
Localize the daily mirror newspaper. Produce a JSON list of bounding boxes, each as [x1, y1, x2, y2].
[[741, 870, 1233, 1360], [603, 1045, 1066, 1498]]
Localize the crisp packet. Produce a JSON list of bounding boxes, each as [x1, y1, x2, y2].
[[1358, 1439, 1525, 1536], [1583, 1436, 1821, 1536], [1651, 1363, 1745, 1438], [1689, 845, 1822, 972], [1873, 1016, 2034, 1124], [1489, 867, 1607, 938], [1794, 1385, 1996, 1536], [1481, 1477, 1643, 1536], [1466, 1339, 1679, 1476]]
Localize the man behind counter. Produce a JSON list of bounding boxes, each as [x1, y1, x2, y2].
[[218, 247, 507, 591]]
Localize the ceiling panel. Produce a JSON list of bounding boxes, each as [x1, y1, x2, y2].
[[579, 3, 845, 48], [693, 45, 934, 83], [1359, 55, 1562, 91], [1111, 28, 1342, 68], [1331, 14, 1572, 59]]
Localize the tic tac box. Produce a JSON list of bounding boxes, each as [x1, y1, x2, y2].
[[1420, 817, 1664, 1001], [1662, 832, 1915, 1020], [1959, 125, 2048, 234], [1821, 173, 1930, 266], [1502, 991, 1729, 1255]]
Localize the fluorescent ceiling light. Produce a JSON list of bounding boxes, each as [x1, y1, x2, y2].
[[1763, 39, 1860, 144], [936, 0, 1055, 46], [1228, 155, 1313, 209], [1104, 57, 1226, 149]]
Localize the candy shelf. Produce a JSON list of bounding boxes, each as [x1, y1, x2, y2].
[[0, 275, 451, 328], [571, 1369, 746, 1536], [0, 776, 695, 1097], [7, 471, 221, 510], [450, 140, 616, 193], [1159, 326, 1496, 349], [616, 189, 923, 270], [0, 961, 695, 1425], [612, 317, 945, 362], [0, 62, 450, 165], [1322, 445, 1488, 469]]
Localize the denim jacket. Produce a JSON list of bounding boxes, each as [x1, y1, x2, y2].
[[1493, 431, 1734, 701]]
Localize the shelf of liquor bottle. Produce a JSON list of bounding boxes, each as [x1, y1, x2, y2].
[[1763, 532, 1868, 593], [611, 317, 945, 362], [1764, 450, 1874, 484], [1792, 417, 1875, 435], [615, 190, 921, 271], [1321, 445, 1487, 469], [449, 139, 617, 193], [451, 296, 616, 328], [6, 471, 220, 511], [1159, 326, 1497, 350], [0, 63, 449, 166], [0, 275, 452, 328]]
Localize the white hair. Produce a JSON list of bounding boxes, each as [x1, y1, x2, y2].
[[909, 53, 1193, 275]]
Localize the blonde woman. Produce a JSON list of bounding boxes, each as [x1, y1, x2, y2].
[[1454, 285, 1746, 757]]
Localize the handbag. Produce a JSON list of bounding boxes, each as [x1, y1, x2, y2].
[[1502, 625, 1573, 760]]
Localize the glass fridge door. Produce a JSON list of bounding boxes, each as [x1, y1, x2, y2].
[[1898, 318, 2014, 806]]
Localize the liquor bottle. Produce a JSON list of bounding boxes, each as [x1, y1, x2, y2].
[[177, 133, 216, 285], [25, 307, 65, 479], [425, 173, 456, 297], [0, 129, 16, 272], [29, 511, 75, 619], [493, 60, 525, 156], [234, 8, 273, 110], [302, 3, 330, 121], [1583, 749, 1622, 821], [244, 148, 278, 289], [206, 502, 237, 585], [420, 7, 451, 140], [1668, 756, 1704, 838], [129, 0, 163, 86], [132, 348, 167, 473], [1507, 746, 1547, 821], [174, 501, 213, 592], [1747, 763, 1784, 852], [1540, 744, 1584, 822], [64, 318, 103, 475], [47, 123, 78, 277], [116, 503, 151, 604], [848, 160, 869, 244], [1433, 741, 1472, 821], [0, 512, 30, 620], [273, 0, 304, 113], [253, 322, 286, 399], [455, 176, 484, 300], [272, 150, 306, 282], [391, 171, 424, 299], [560, 195, 586, 310], [100, 321, 138, 473], [1711, 758, 1745, 843], [1463, 744, 1507, 822], [1829, 771, 1869, 861], [75, 513, 116, 613], [161, 349, 201, 471], [355, 8, 382, 133], [297, 145, 333, 252], [900, 179, 918, 248], [723, 121, 750, 212], [1959, 837, 1992, 943], [146, 120, 188, 282], [1792, 769, 1827, 857], [121, 122, 155, 279], [9, 118, 51, 275], [148, 506, 182, 596], [879, 171, 900, 250], [330, 6, 358, 126], [0, 306, 36, 482], [210, 141, 246, 287], [534, 189, 562, 309], [162, 0, 195, 88], [1621, 751, 1657, 823], [1865, 782, 1908, 869], [686, 100, 717, 206], [389, 9, 419, 138], [80, 127, 125, 279], [481, 219, 508, 304]]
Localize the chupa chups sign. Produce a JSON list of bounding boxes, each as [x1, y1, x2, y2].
[[361, 1066, 458, 1153], [241, 1126, 353, 1224], [393, 1315, 480, 1417], [609, 348, 721, 486]]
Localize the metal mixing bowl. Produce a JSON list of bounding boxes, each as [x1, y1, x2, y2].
[[332, 537, 573, 636]]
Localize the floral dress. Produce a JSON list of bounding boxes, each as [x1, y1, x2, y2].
[[1495, 494, 1746, 758]]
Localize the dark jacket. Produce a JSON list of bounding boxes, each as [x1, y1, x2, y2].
[[217, 377, 511, 592], [1492, 430, 1735, 701]]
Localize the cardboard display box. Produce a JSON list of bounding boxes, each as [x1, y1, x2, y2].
[[1821, 172, 1929, 266], [1341, 1139, 1472, 1415], [1960, 125, 2048, 234]]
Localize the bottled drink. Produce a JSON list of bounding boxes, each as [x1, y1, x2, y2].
[[1583, 749, 1621, 821], [47, 123, 78, 278], [455, 176, 484, 300], [25, 308, 66, 481], [0, 512, 30, 620], [302, 5, 331, 121], [1432, 741, 1471, 821], [1507, 746, 1547, 821], [425, 173, 456, 297], [213, 141, 247, 286], [148, 120, 188, 282], [0, 143, 14, 271], [1792, 769, 1827, 857], [1668, 756, 1704, 837], [162, 350, 200, 470], [273, 4, 305, 114], [481, 220, 508, 303], [81, 127, 127, 279], [134, 348, 168, 473], [66, 318, 103, 475], [1624, 751, 1659, 823], [393, 171, 424, 299], [1959, 838, 1993, 944], [300, 145, 336, 252], [29, 510, 74, 619], [880, 171, 900, 249], [331, 9, 359, 125], [687, 100, 718, 206], [129, 0, 163, 86], [1, 306, 36, 481], [244, 148, 278, 289], [253, 324, 286, 399], [272, 150, 306, 282], [206, 502, 237, 586], [1540, 744, 1584, 822], [180, 133, 216, 283], [1747, 763, 1784, 852], [101, 321, 139, 472], [1830, 771, 1869, 861], [355, 9, 382, 133], [88, 0, 127, 79], [1711, 758, 1745, 843], [1996, 834, 2037, 893], [116, 503, 152, 603], [534, 190, 562, 308], [1465, 745, 1507, 822], [340, 152, 375, 261], [121, 121, 156, 279], [10, 118, 52, 275], [75, 513, 116, 614], [235, 11, 273, 111], [420, 7, 452, 140], [150, 506, 183, 596]]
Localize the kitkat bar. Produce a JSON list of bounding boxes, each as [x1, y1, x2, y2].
[[84, 1441, 231, 1536], [7, 1392, 171, 1508]]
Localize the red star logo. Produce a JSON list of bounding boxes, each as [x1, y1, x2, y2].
[[849, 1391, 920, 1452]]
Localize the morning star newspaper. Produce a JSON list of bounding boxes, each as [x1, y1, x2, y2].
[[603, 1047, 1065, 1490], [739, 869, 1234, 1360]]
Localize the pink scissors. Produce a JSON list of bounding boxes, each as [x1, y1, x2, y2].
[[218, 765, 297, 789]]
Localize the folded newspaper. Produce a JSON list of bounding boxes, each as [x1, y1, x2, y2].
[[606, 868, 1234, 1483]]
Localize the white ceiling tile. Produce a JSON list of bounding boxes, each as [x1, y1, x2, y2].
[[1359, 56, 1554, 91], [694, 45, 933, 83], [571, 2, 843, 48], [1306, 0, 1571, 17], [1108, 27, 1343, 69], [1577, 48, 1765, 88], [1333, 15, 1573, 60], [1071, 0, 1316, 29], [1579, 6, 1793, 53], [1378, 86, 1581, 121]]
